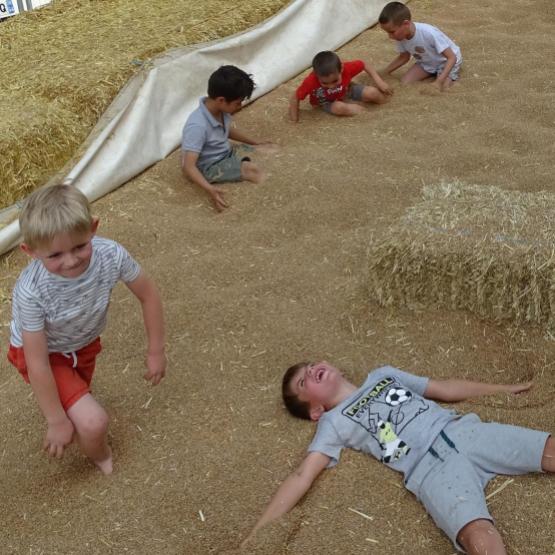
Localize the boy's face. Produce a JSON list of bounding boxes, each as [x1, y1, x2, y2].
[[380, 20, 411, 41], [215, 97, 244, 114], [316, 72, 342, 89], [291, 361, 343, 417], [22, 220, 98, 279]]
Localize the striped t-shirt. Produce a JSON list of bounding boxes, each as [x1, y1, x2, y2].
[[10, 236, 141, 353]]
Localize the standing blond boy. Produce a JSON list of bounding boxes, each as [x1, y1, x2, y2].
[[7, 184, 166, 474]]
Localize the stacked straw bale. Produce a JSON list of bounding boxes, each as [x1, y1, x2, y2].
[[0, 0, 290, 210], [367, 182, 555, 329]]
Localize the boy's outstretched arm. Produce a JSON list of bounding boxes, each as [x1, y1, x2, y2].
[[181, 151, 228, 212], [126, 271, 166, 385], [228, 126, 272, 146], [289, 93, 300, 122], [363, 62, 393, 95], [424, 378, 532, 402], [241, 451, 330, 547], [384, 51, 411, 75], [22, 330, 74, 457]]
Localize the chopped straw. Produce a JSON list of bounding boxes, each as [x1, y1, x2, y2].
[[0, 0, 290, 211], [367, 182, 555, 330]]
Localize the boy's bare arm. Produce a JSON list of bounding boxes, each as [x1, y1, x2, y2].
[[242, 451, 331, 546], [424, 378, 532, 402], [289, 93, 300, 122], [435, 47, 457, 90], [228, 127, 272, 146], [384, 52, 411, 74], [181, 151, 228, 212], [22, 330, 74, 457], [126, 271, 166, 385], [363, 62, 393, 95]]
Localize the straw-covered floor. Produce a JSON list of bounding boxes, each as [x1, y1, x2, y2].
[[1, 0, 555, 553], [0, 0, 290, 209], [368, 182, 555, 331]]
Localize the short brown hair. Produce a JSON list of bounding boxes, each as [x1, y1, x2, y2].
[[19, 184, 93, 250], [312, 51, 342, 77], [282, 362, 311, 420], [379, 2, 412, 26]]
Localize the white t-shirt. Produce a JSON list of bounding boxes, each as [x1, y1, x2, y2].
[[396, 22, 462, 74], [10, 236, 141, 352]]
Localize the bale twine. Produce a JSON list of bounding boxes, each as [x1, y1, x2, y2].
[[367, 182, 555, 329]]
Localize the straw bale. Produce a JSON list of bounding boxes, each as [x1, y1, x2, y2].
[[0, 0, 290, 209], [367, 182, 555, 329]]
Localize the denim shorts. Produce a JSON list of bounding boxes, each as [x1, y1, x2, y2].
[[405, 414, 549, 551], [202, 144, 254, 183]]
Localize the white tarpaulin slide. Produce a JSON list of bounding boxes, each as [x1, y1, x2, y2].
[[0, 0, 390, 255]]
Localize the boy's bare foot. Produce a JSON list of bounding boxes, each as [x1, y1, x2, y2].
[[93, 447, 113, 475], [241, 161, 265, 184]]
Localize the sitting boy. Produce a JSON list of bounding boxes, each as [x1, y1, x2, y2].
[[181, 65, 271, 212], [243, 361, 554, 554], [289, 50, 392, 122], [379, 1, 462, 91], [7, 184, 166, 475]]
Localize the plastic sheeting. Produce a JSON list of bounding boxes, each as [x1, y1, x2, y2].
[[0, 0, 389, 254]]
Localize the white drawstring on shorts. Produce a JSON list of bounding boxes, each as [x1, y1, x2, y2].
[[62, 351, 78, 368]]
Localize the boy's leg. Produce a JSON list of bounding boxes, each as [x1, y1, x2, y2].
[[541, 435, 555, 472], [349, 83, 388, 105], [66, 393, 112, 475], [240, 160, 264, 184], [457, 520, 506, 555], [401, 64, 433, 84], [329, 100, 363, 117]]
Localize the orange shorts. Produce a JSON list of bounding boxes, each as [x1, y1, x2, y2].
[[7, 338, 102, 411]]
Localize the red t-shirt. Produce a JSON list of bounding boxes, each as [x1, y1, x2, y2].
[[295, 60, 365, 106]]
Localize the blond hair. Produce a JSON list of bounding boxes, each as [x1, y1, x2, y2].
[[19, 184, 93, 249]]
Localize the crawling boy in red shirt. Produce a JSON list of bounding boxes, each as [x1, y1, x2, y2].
[[289, 50, 392, 121]]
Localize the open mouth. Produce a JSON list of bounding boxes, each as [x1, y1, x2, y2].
[[315, 367, 325, 382]]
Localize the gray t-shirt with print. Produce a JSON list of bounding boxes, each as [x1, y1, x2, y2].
[[308, 366, 458, 479]]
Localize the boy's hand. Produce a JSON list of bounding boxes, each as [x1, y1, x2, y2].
[[144, 351, 166, 385], [44, 417, 74, 458], [209, 186, 228, 212], [434, 77, 448, 92], [504, 381, 533, 395], [377, 82, 393, 95]]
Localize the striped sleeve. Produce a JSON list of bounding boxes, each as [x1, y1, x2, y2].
[[12, 272, 46, 333], [113, 241, 141, 282]]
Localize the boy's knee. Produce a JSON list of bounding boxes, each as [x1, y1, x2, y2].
[[78, 409, 109, 439], [457, 519, 504, 554], [362, 87, 388, 104]]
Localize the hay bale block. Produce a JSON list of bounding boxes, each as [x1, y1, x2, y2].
[[367, 182, 555, 329]]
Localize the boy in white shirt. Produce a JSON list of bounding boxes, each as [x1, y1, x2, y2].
[[7, 184, 166, 475], [379, 2, 462, 91]]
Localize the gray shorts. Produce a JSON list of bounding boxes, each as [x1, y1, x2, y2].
[[420, 58, 462, 81], [202, 144, 254, 183], [321, 83, 365, 113], [405, 414, 549, 552]]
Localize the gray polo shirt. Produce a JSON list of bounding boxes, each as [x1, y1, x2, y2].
[[181, 97, 232, 172]]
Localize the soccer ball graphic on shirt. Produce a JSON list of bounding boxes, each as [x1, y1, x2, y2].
[[385, 387, 412, 406]]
